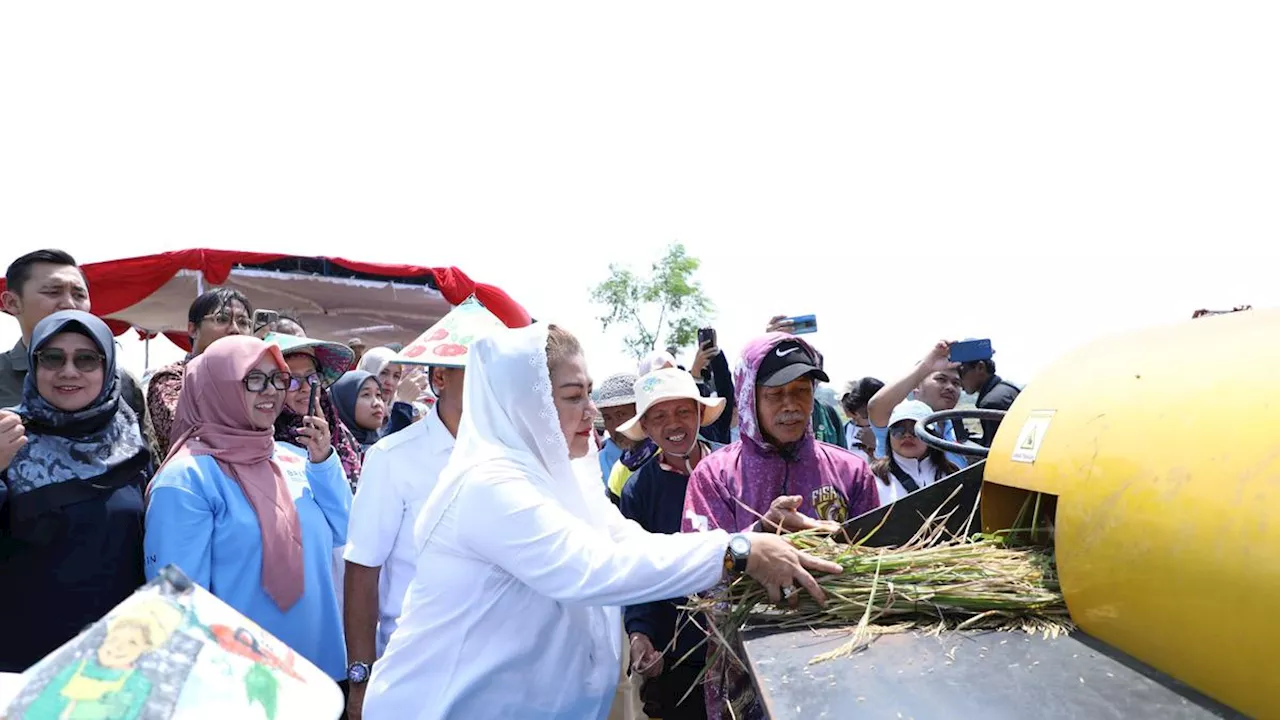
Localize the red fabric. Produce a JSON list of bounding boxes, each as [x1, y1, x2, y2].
[[1, 249, 531, 349]]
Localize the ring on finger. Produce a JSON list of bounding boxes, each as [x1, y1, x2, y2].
[[781, 585, 796, 600]]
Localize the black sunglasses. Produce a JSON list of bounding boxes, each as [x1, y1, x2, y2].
[[35, 348, 105, 373], [242, 370, 294, 393], [889, 424, 919, 439]]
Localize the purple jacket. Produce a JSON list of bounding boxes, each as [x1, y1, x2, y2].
[[682, 333, 879, 534]]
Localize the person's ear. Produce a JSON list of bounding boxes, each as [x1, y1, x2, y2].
[[1, 290, 21, 316]]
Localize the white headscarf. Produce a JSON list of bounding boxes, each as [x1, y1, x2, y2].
[[413, 323, 619, 688], [358, 346, 397, 376]]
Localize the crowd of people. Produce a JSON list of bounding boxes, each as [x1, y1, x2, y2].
[[0, 247, 1021, 720]]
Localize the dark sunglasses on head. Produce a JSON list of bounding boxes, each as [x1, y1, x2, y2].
[[242, 370, 294, 393], [35, 348, 105, 373], [287, 373, 321, 392]]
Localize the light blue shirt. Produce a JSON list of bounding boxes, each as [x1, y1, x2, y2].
[[598, 438, 623, 484], [144, 442, 352, 679]]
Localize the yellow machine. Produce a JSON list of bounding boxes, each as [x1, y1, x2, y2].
[[987, 307, 1279, 718], [745, 309, 1276, 718]]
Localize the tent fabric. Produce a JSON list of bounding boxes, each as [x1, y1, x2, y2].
[[0, 249, 531, 351]]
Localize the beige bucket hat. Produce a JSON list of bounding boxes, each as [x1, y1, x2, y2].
[[616, 368, 726, 441]]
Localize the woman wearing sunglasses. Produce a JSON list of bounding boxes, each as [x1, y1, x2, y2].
[[0, 310, 151, 672], [869, 400, 959, 506], [143, 335, 353, 683]]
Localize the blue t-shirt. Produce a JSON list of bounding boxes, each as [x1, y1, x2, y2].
[[144, 443, 352, 679], [598, 438, 624, 484]]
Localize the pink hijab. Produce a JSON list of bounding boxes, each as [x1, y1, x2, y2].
[[158, 335, 304, 611]]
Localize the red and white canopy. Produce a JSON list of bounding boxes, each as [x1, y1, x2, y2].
[[0, 249, 531, 351]]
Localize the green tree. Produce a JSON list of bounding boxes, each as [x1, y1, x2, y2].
[[591, 242, 713, 360]]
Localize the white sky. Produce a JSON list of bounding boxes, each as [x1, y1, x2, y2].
[[2, 2, 1278, 391]]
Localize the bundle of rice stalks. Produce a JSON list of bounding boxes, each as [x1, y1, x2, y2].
[[689, 502, 1072, 668]]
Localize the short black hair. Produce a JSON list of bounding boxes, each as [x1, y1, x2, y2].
[[5, 249, 80, 295], [841, 376, 885, 416], [275, 311, 306, 335], [960, 359, 996, 375], [187, 288, 253, 325]]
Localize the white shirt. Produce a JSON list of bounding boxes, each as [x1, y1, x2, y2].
[[362, 468, 729, 720], [876, 452, 942, 506], [342, 409, 456, 656]]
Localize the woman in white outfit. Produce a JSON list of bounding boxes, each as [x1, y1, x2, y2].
[[869, 400, 960, 505], [362, 324, 840, 720]]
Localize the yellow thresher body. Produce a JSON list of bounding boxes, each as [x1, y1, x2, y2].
[[984, 308, 1280, 718]]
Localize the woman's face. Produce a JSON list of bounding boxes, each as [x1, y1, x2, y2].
[[377, 363, 402, 402], [353, 378, 387, 430], [551, 353, 597, 459], [191, 299, 252, 356], [243, 356, 287, 430], [34, 332, 106, 412], [284, 354, 320, 417], [889, 420, 928, 459]]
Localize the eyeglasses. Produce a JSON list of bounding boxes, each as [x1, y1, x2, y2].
[[287, 373, 321, 392], [35, 348, 105, 373], [242, 370, 294, 393], [889, 424, 918, 439], [203, 312, 253, 333]]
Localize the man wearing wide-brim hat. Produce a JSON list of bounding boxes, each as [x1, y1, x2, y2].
[[613, 368, 726, 720]]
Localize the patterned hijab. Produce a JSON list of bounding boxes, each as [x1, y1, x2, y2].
[[6, 311, 148, 503]]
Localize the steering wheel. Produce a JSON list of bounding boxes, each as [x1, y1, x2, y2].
[[913, 408, 1008, 459]]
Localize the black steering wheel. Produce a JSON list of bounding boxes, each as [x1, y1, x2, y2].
[[913, 408, 1008, 459]]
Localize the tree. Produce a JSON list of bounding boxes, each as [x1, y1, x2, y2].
[[591, 242, 713, 360]]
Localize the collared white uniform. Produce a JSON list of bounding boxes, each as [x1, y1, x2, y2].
[[343, 408, 456, 655]]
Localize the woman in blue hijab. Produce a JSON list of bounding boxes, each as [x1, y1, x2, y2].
[[0, 310, 151, 671]]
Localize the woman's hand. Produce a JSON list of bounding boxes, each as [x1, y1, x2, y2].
[[395, 369, 429, 404], [856, 424, 877, 453], [297, 415, 333, 463], [0, 411, 27, 473], [628, 633, 664, 678], [757, 495, 841, 534], [744, 532, 842, 608]]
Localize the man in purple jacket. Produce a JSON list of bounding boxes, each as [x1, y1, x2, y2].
[[681, 333, 880, 720]]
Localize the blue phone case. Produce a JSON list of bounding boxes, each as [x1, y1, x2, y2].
[[949, 339, 993, 363], [788, 315, 818, 334]]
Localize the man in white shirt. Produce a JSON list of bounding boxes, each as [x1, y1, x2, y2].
[[342, 364, 463, 719]]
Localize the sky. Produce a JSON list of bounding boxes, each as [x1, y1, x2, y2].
[[2, 2, 1278, 392]]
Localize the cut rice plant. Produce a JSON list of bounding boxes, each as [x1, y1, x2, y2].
[[687, 493, 1071, 670]]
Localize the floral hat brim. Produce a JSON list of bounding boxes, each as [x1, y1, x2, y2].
[[262, 332, 356, 388]]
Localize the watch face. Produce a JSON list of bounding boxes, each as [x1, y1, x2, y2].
[[729, 535, 751, 556], [347, 663, 369, 683]]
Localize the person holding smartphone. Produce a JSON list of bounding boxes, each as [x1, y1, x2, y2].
[[866, 340, 976, 468], [687, 327, 735, 445]]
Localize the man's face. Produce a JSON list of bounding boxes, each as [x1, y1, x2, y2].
[[1, 263, 90, 338], [918, 369, 962, 410], [601, 403, 637, 448], [958, 363, 986, 394], [756, 377, 814, 446], [639, 399, 700, 456]]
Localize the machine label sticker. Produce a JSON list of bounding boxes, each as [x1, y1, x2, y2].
[[1011, 411, 1055, 463]]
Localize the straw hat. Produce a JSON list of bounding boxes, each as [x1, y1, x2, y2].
[[616, 368, 725, 441], [593, 373, 639, 409]]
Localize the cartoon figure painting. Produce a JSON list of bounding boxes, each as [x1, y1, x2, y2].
[[18, 598, 184, 719], [4, 566, 342, 720]]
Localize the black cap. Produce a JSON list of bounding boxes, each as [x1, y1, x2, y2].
[[757, 340, 830, 387]]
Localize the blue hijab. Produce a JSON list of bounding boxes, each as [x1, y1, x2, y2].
[[5, 311, 148, 504], [330, 370, 382, 447]]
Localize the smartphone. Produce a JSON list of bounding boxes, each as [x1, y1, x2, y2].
[[787, 314, 818, 335], [697, 327, 717, 349], [306, 377, 320, 418], [253, 309, 279, 335], [949, 338, 993, 364]]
